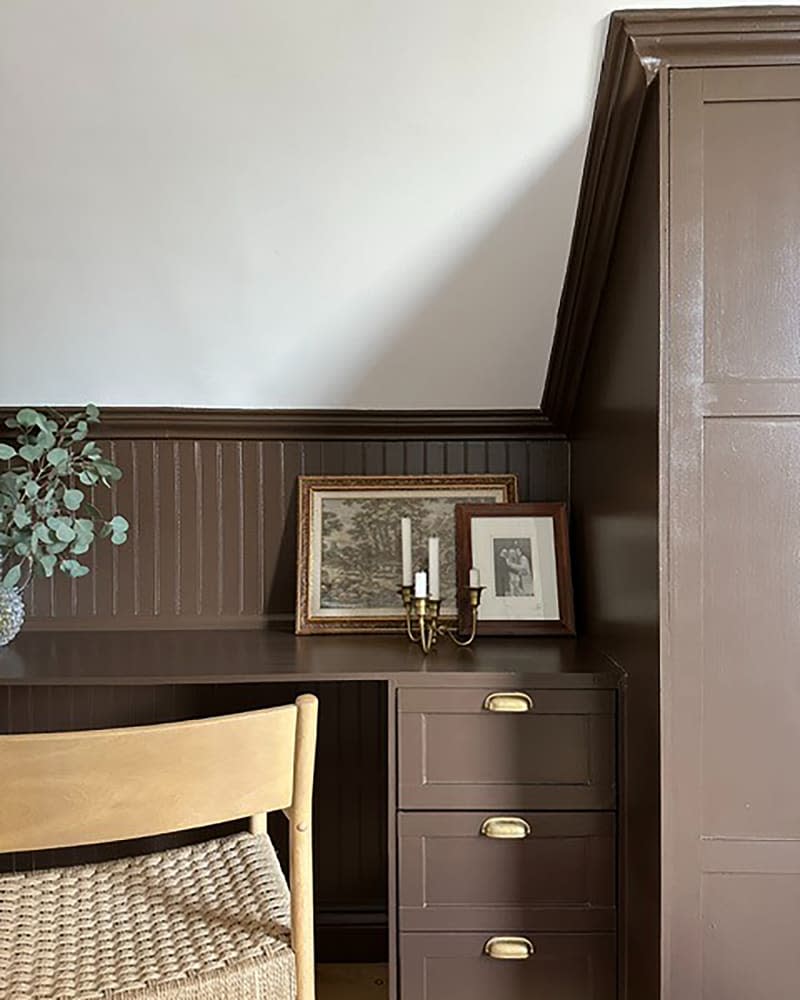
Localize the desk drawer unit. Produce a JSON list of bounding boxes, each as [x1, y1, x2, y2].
[[398, 687, 615, 810], [400, 932, 616, 1000], [398, 811, 615, 932], [396, 685, 617, 1000]]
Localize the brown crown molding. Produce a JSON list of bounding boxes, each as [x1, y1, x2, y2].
[[0, 406, 560, 441], [541, 6, 800, 433]]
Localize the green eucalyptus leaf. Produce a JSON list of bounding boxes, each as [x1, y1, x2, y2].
[[16, 408, 42, 428], [14, 541, 29, 557], [78, 469, 98, 486], [85, 404, 100, 422], [18, 443, 42, 462], [54, 521, 76, 543], [0, 472, 18, 495], [12, 505, 31, 529], [94, 460, 122, 482], [47, 541, 69, 555], [0, 444, 16, 460], [63, 488, 84, 511], [111, 532, 127, 545], [2, 563, 22, 589], [81, 501, 102, 522], [109, 514, 129, 532], [35, 429, 56, 451], [32, 523, 52, 544], [24, 481, 39, 498], [60, 558, 90, 578], [4, 417, 19, 429], [39, 553, 57, 577], [46, 447, 69, 467]]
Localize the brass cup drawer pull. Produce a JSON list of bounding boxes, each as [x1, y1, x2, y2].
[[484, 936, 535, 961], [482, 691, 533, 713], [480, 816, 531, 840]]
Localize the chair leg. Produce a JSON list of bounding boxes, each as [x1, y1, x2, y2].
[[291, 695, 318, 1000]]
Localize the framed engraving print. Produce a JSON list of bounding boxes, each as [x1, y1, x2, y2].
[[455, 502, 575, 636], [296, 474, 518, 634]]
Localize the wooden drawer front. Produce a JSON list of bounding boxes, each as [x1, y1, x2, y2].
[[398, 812, 615, 932], [398, 688, 615, 810], [400, 932, 616, 1000]]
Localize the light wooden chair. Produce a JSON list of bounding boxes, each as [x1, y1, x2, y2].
[[0, 695, 318, 1000]]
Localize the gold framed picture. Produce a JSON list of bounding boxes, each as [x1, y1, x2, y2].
[[295, 474, 518, 635]]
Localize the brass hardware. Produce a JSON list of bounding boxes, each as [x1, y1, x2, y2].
[[483, 936, 534, 961], [480, 816, 531, 839], [399, 584, 485, 653], [482, 691, 533, 713]]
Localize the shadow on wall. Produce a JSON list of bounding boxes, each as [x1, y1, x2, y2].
[[336, 132, 587, 409]]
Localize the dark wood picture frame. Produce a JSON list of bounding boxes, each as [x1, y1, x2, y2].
[[455, 502, 575, 636]]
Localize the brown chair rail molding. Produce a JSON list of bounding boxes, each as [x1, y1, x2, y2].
[[0, 406, 559, 441]]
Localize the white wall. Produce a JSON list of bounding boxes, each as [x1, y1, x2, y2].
[[0, 1, 779, 409]]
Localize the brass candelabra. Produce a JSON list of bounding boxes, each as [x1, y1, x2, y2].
[[398, 583, 485, 654]]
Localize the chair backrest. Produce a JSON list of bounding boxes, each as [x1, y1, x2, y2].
[[0, 698, 317, 853]]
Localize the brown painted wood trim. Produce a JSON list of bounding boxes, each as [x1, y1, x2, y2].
[[0, 406, 558, 440], [541, 15, 654, 432], [542, 6, 800, 433], [612, 7, 800, 41]]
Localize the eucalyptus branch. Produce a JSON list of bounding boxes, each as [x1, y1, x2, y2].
[[0, 405, 128, 592]]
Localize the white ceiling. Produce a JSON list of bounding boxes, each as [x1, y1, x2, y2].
[[0, 1, 784, 409]]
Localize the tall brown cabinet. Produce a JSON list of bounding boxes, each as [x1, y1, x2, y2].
[[551, 9, 800, 999]]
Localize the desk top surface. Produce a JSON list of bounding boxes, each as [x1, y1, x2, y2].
[[0, 628, 621, 688]]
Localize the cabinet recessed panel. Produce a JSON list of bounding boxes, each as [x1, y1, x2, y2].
[[703, 872, 800, 1000], [704, 100, 800, 382], [400, 932, 616, 1000], [702, 418, 800, 838], [398, 812, 615, 932], [398, 688, 615, 810]]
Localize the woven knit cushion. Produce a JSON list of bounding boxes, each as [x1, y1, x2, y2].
[[0, 832, 296, 1000]]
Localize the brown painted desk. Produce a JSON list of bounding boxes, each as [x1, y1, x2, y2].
[[0, 631, 621, 1000]]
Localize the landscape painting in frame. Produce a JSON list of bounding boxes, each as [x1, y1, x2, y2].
[[296, 475, 518, 634]]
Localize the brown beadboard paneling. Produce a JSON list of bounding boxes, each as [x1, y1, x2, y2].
[[22, 434, 568, 630]]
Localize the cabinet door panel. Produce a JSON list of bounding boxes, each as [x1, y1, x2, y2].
[[398, 688, 615, 810], [399, 932, 616, 1000], [703, 92, 800, 382], [665, 64, 800, 1000], [398, 811, 615, 931], [703, 419, 800, 837]]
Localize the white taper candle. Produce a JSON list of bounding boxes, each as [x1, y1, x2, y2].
[[400, 517, 412, 586], [414, 570, 428, 598], [428, 536, 440, 599], [469, 567, 480, 588]]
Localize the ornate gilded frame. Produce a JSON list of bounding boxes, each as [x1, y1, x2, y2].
[[295, 474, 518, 635]]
